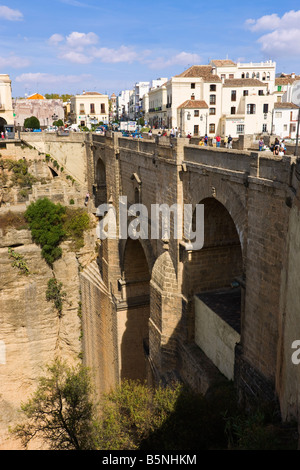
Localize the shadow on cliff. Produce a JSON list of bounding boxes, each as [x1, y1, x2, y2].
[[138, 380, 238, 451]]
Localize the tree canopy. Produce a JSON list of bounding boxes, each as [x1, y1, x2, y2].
[[24, 116, 40, 129]]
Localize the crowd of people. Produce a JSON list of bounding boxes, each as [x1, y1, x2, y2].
[[258, 137, 286, 155]]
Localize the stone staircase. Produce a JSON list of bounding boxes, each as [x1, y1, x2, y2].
[[28, 177, 87, 206]]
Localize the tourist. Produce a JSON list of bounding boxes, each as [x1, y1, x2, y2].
[[204, 134, 208, 146], [84, 192, 90, 206], [227, 135, 232, 149], [216, 135, 221, 147], [259, 137, 264, 151]]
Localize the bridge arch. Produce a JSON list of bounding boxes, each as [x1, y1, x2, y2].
[[95, 157, 107, 206], [0, 117, 7, 135], [183, 196, 244, 380], [118, 238, 152, 382]]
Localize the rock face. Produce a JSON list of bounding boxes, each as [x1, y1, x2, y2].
[[0, 229, 83, 450]]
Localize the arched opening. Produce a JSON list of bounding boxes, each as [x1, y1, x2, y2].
[[0, 117, 7, 135], [187, 197, 244, 379], [119, 238, 151, 381], [95, 158, 107, 206]]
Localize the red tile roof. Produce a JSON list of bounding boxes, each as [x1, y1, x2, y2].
[[175, 65, 222, 82], [178, 100, 208, 109]]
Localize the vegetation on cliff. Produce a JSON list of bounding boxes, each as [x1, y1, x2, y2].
[[25, 198, 66, 266], [10, 360, 298, 451], [24, 198, 92, 266]]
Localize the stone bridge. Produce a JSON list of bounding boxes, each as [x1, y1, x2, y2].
[[79, 132, 300, 423]]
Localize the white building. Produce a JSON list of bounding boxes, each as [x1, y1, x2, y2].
[[129, 81, 150, 120], [275, 73, 300, 103], [0, 74, 14, 134], [272, 102, 299, 139], [117, 89, 132, 120], [144, 59, 280, 137], [70, 91, 109, 128], [221, 78, 276, 137]]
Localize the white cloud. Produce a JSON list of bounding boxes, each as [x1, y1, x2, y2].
[[48, 34, 64, 45], [245, 10, 300, 57], [15, 72, 92, 86], [66, 31, 99, 49], [0, 5, 23, 21], [147, 51, 201, 69], [258, 28, 300, 56], [245, 14, 280, 32], [92, 45, 139, 63], [0, 55, 30, 68], [59, 50, 94, 64]]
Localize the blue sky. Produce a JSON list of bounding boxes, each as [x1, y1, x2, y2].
[[0, 0, 300, 97]]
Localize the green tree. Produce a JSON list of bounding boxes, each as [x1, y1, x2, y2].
[[25, 198, 66, 265], [53, 119, 64, 127], [11, 360, 99, 450], [24, 116, 40, 129]]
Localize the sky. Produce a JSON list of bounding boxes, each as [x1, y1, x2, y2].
[[1, 0, 300, 98]]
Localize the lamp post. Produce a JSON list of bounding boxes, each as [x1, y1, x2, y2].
[[200, 113, 208, 135]]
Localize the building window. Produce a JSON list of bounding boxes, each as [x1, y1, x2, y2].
[[221, 74, 225, 80], [247, 104, 256, 114], [90, 103, 95, 114], [210, 84, 216, 91], [101, 103, 106, 114], [237, 124, 244, 134], [231, 90, 236, 101], [209, 108, 216, 115], [231, 107, 236, 115], [194, 125, 199, 135], [191, 93, 195, 100], [209, 123, 215, 133], [79, 104, 85, 114], [277, 86, 282, 92], [243, 90, 248, 96], [284, 124, 288, 131], [263, 104, 269, 114], [194, 110, 199, 117], [191, 83, 195, 89], [258, 90, 264, 96], [246, 72, 249, 78], [210, 95, 216, 105], [262, 124, 267, 132], [229, 74, 234, 79]]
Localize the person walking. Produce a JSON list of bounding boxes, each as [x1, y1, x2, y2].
[[227, 135, 232, 149], [84, 192, 90, 206], [204, 134, 208, 146], [216, 135, 221, 147]]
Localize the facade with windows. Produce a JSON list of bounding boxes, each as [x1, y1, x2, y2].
[[220, 78, 276, 137], [272, 102, 299, 139], [70, 91, 109, 128]]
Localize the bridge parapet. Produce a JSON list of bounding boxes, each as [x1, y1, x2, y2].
[[184, 144, 296, 185]]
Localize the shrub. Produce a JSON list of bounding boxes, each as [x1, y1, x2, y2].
[[63, 207, 90, 251], [25, 198, 66, 265], [8, 247, 30, 275], [24, 116, 40, 129], [46, 277, 66, 316]]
